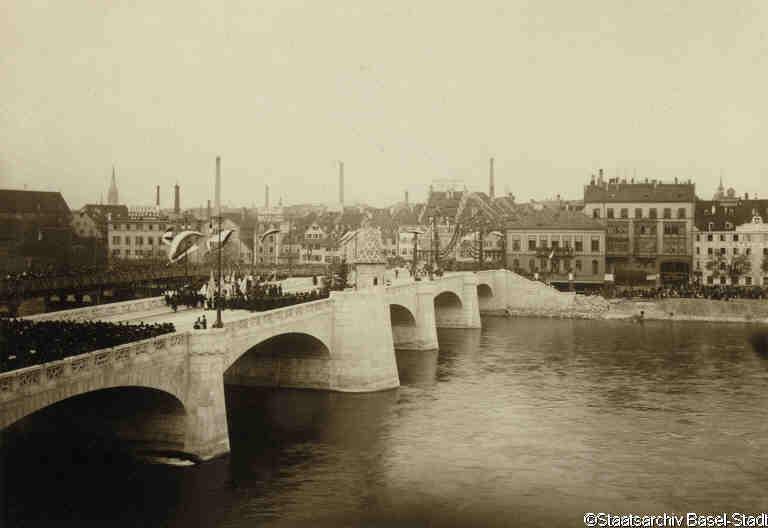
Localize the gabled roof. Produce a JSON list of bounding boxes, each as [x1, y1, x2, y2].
[[0, 189, 71, 215]]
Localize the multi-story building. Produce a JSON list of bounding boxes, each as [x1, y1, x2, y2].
[[107, 207, 170, 260], [693, 185, 768, 286], [583, 170, 696, 285], [505, 207, 606, 289], [0, 189, 73, 273]]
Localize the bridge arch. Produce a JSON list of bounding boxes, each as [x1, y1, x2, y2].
[[224, 332, 333, 390], [389, 303, 418, 349], [434, 290, 464, 328], [477, 283, 494, 312], [1, 385, 188, 455]]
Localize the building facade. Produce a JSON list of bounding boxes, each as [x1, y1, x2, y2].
[[107, 208, 170, 260], [0, 190, 73, 273], [693, 187, 768, 287], [505, 208, 606, 288], [583, 172, 695, 285]]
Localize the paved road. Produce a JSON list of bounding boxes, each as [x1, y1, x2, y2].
[[101, 305, 254, 332]]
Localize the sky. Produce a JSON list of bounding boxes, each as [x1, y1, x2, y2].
[[2, 1, 767, 210]]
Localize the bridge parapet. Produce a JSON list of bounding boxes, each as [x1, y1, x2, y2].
[[25, 296, 167, 323], [0, 331, 190, 429]]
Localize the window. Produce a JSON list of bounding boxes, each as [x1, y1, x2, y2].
[[529, 259, 536, 272], [112, 236, 120, 245], [125, 237, 131, 245], [148, 237, 154, 245], [708, 223, 714, 232], [695, 234, 700, 242], [591, 260, 599, 275], [149, 224, 154, 231], [746, 248, 751, 256], [590, 237, 600, 252], [649, 208, 657, 219], [677, 208, 686, 219], [725, 222, 734, 230], [696, 260, 701, 270], [540, 236, 548, 249], [575, 237, 584, 252], [734, 247, 739, 255], [720, 234, 726, 242], [634, 208, 642, 219], [512, 237, 521, 251], [135, 236, 143, 245], [746, 276, 753, 286], [707, 276, 714, 284], [663, 208, 672, 219], [720, 276, 726, 285], [512, 258, 519, 269], [720, 261, 727, 271], [125, 249, 131, 255], [593, 209, 601, 219], [112, 248, 120, 256], [733, 234, 739, 242], [764, 248, 768, 256], [663, 223, 681, 236], [620, 208, 628, 219], [695, 247, 700, 255], [707, 233, 713, 242], [528, 237, 536, 251], [575, 259, 582, 272], [720, 247, 726, 255], [551, 239, 560, 249], [607, 208, 614, 219], [707, 247, 713, 255]]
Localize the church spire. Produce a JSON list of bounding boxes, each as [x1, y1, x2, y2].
[[107, 165, 119, 205]]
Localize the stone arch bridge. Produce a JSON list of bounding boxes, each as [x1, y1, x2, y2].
[[0, 270, 514, 461]]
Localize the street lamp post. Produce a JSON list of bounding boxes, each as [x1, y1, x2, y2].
[[212, 213, 223, 328]]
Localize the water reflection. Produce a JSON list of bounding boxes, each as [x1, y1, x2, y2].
[[5, 318, 768, 527]]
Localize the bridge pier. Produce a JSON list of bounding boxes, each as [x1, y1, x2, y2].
[[476, 269, 512, 315], [390, 282, 439, 351], [184, 331, 231, 461]]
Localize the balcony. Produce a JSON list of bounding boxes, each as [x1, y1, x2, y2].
[[533, 246, 575, 258]]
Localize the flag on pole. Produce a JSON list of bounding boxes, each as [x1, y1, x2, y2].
[[548, 250, 555, 260]]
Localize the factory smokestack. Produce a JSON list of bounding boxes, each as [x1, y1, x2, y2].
[[265, 184, 270, 209], [489, 157, 495, 199], [339, 161, 344, 207], [173, 183, 180, 214], [215, 156, 221, 214], [155, 185, 160, 207]]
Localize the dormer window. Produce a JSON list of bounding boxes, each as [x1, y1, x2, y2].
[[725, 222, 734, 230]]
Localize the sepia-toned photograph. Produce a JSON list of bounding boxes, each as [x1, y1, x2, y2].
[[2, 1, 768, 526]]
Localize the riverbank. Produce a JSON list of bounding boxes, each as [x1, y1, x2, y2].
[[603, 297, 768, 323], [502, 296, 768, 323]]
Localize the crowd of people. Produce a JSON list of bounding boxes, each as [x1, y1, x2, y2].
[[582, 284, 768, 301], [0, 319, 175, 374], [162, 272, 330, 316]]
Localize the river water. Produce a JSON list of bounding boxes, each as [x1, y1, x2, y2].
[[4, 317, 768, 527]]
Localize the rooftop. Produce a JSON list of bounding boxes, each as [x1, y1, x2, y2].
[[505, 207, 605, 231], [584, 180, 696, 203]]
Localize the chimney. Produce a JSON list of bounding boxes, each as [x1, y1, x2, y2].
[[155, 185, 160, 207], [745, 192, 749, 200], [265, 184, 270, 209], [489, 157, 495, 199], [215, 156, 221, 214], [173, 184, 180, 214], [405, 190, 409, 205], [598, 168, 604, 182], [339, 161, 344, 207]]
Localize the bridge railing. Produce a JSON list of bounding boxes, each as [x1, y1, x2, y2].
[[0, 331, 189, 404], [225, 298, 334, 334]]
